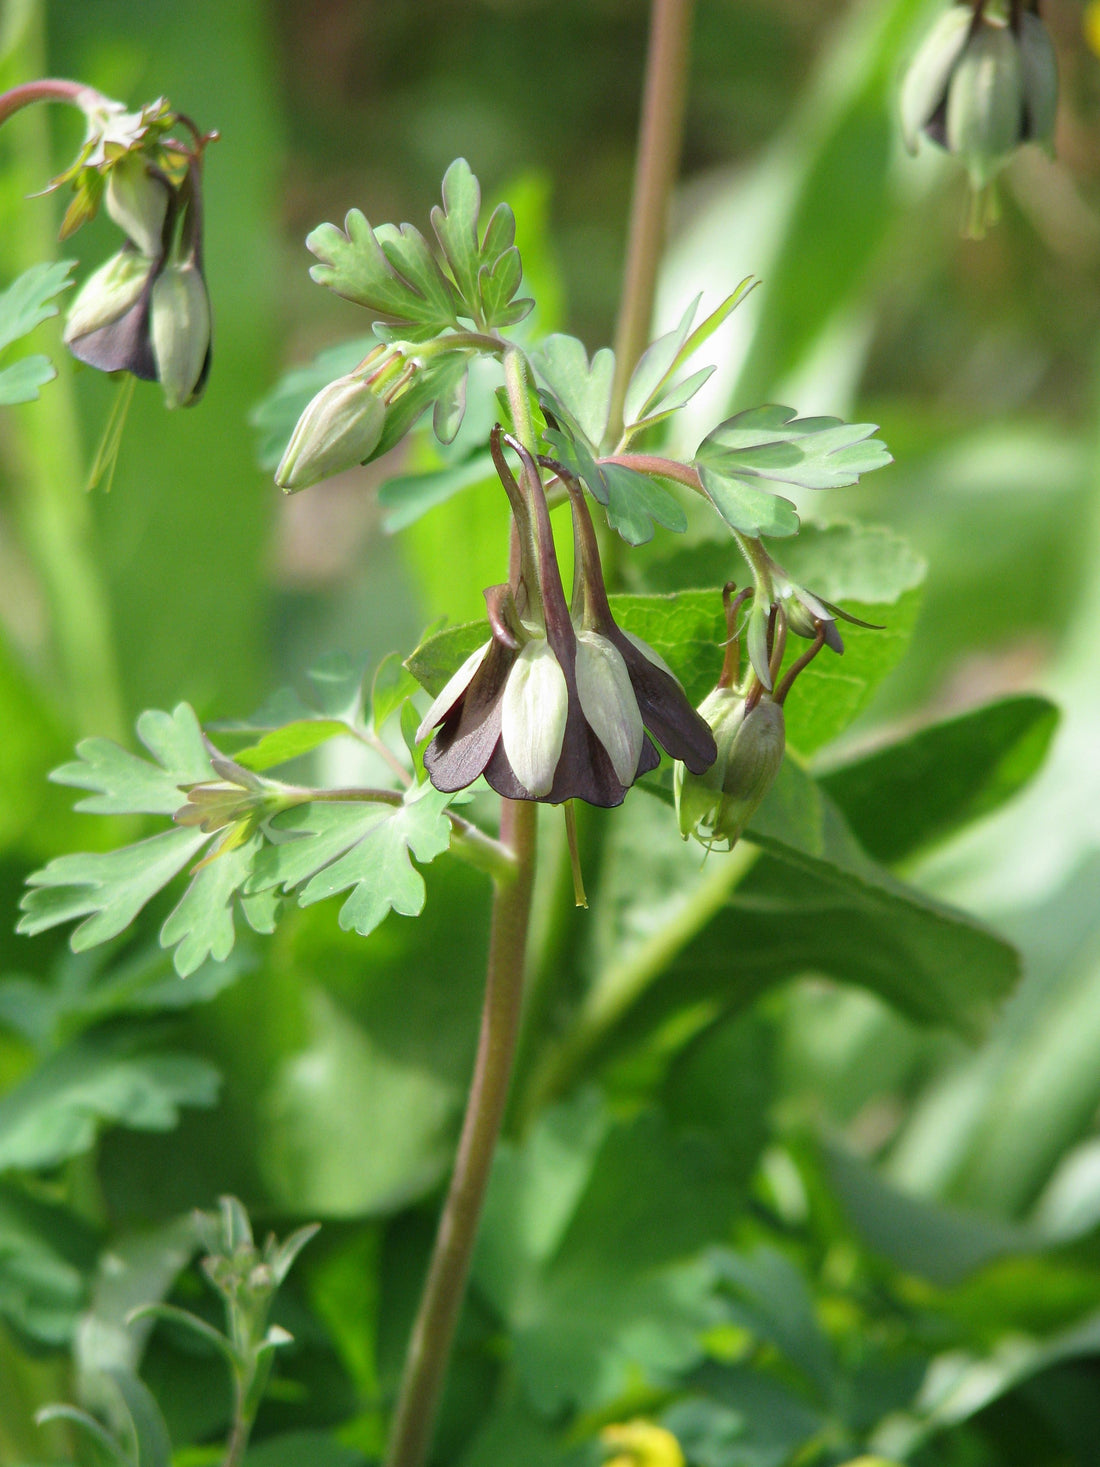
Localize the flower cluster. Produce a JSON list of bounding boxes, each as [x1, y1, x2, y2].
[[417, 428, 717, 808], [61, 112, 213, 407], [901, 0, 1057, 223]]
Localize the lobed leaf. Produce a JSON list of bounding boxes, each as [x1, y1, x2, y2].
[[431, 157, 482, 311], [307, 210, 458, 338], [247, 785, 454, 938], [533, 335, 615, 449], [50, 703, 215, 815], [622, 283, 753, 434], [0, 1030, 219, 1172], [696, 405, 892, 539], [0, 260, 75, 355], [0, 354, 57, 406]]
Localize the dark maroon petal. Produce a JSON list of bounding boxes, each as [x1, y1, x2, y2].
[[67, 287, 157, 380], [423, 640, 515, 794], [610, 631, 718, 775]]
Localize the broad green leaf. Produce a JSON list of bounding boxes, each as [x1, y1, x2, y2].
[[0, 1030, 219, 1171], [663, 1364, 826, 1467], [430, 157, 483, 313], [460, 1404, 599, 1467], [378, 451, 495, 532], [49, 704, 215, 816], [696, 407, 892, 539], [248, 785, 453, 937], [0, 353, 55, 405], [782, 589, 922, 756], [0, 259, 74, 353], [19, 827, 212, 950], [249, 335, 377, 469], [820, 696, 1059, 865], [826, 1144, 1032, 1287], [475, 1095, 737, 1415], [710, 1246, 835, 1398], [406, 620, 493, 698], [532, 334, 615, 449]]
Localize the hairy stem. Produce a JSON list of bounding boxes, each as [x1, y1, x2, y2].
[[608, 0, 696, 442], [384, 797, 537, 1467]]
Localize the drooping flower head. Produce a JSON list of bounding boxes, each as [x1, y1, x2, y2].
[[418, 427, 716, 807]]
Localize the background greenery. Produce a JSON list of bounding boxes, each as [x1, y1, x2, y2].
[[2, 0, 1100, 1463]]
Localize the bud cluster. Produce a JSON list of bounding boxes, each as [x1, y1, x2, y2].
[[900, 1, 1058, 225], [64, 142, 212, 406]]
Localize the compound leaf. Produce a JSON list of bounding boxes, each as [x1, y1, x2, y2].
[[0, 259, 74, 354], [49, 703, 216, 815]]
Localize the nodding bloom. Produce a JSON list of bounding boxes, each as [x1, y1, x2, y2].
[[900, 2, 1057, 204], [675, 583, 828, 851], [417, 427, 717, 807], [64, 146, 212, 407]]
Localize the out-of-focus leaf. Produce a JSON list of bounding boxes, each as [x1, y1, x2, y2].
[[244, 1432, 369, 1467], [230, 720, 354, 773], [102, 1367, 172, 1467], [474, 1094, 735, 1415], [663, 1362, 826, 1467], [460, 1403, 599, 1467], [710, 1246, 835, 1398], [821, 696, 1059, 864], [826, 1144, 1032, 1287], [0, 259, 73, 352], [370, 653, 419, 731], [0, 1185, 97, 1345], [378, 452, 495, 533], [0, 353, 55, 404], [247, 784, 453, 937], [0, 1030, 219, 1171], [263, 986, 462, 1217]]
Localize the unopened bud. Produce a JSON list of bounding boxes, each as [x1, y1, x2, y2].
[[64, 250, 151, 343], [945, 20, 1023, 191], [150, 261, 211, 408], [1018, 10, 1058, 150], [105, 157, 170, 257], [675, 689, 785, 850], [275, 373, 386, 491]]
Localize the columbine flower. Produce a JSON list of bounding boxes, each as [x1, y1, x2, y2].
[[417, 429, 716, 807], [675, 583, 828, 851], [64, 142, 212, 406], [900, 2, 1058, 221]]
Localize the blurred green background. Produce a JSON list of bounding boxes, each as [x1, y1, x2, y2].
[[4, 0, 1100, 1463]]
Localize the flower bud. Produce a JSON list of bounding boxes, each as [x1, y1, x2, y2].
[[150, 261, 211, 408], [105, 157, 170, 257], [945, 20, 1023, 191], [64, 250, 152, 344], [275, 373, 386, 491], [675, 689, 785, 850], [900, 4, 975, 154]]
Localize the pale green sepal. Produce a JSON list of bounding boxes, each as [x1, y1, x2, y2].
[[501, 640, 568, 797], [574, 630, 643, 786], [415, 639, 491, 744], [275, 372, 386, 491], [946, 22, 1023, 190], [150, 262, 211, 408], [64, 251, 151, 342], [105, 157, 169, 257], [899, 4, 974, 153]]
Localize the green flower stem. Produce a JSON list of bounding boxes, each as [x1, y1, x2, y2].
[[608, 0, 696, 443], [0, 8, 126, 739], [520, 838, 757, 1118], [384, 796, 537, 1467]]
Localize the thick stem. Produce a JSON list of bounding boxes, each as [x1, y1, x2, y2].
[[0, 76, 103, 126], [608, 0, 696, 442], [384, 797, 537, 1467]]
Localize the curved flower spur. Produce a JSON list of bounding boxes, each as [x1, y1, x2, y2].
[[417, 426, 716, 807]]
